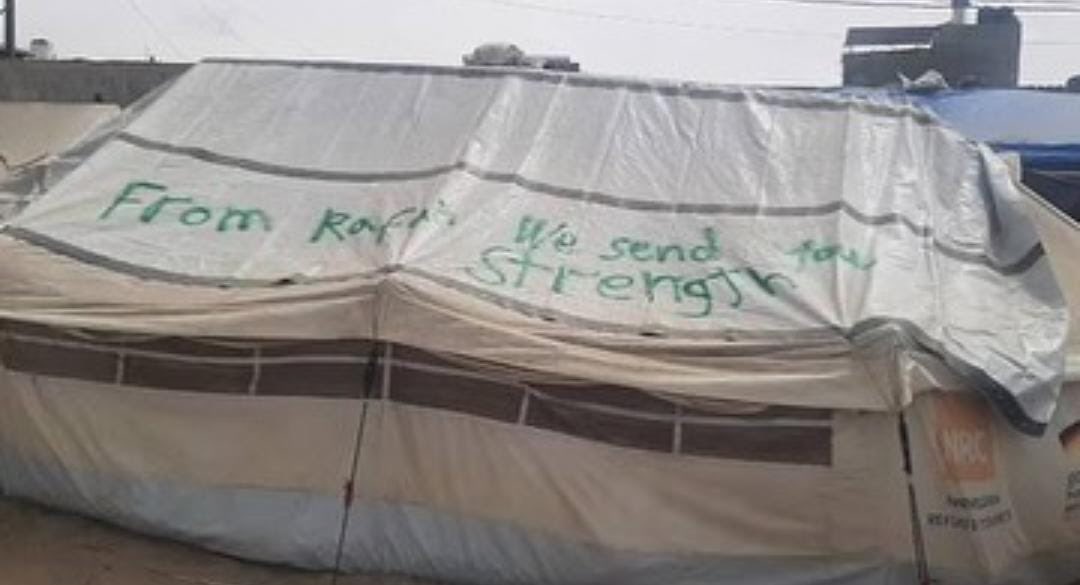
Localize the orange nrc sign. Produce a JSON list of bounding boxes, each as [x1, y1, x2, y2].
[[933, 394, 996, 482], [1062, 422, 1080, 460]]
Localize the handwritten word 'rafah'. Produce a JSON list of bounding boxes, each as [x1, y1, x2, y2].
[[100, 181, 272, 233], [787, 239, 875, 271], [308, 201, 456, 244]]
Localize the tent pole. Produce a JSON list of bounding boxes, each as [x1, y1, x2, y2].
[[330, 340, 386, 585], [899, 413, 932, 584], [3, 0, 14, 58]]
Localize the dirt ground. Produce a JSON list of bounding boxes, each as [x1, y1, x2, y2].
[[0, 498, 432, 585]]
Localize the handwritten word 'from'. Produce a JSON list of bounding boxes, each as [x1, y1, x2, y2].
[[100, 181, 272, 233]]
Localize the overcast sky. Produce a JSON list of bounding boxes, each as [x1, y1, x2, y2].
[[15, 0, 1080, 86]]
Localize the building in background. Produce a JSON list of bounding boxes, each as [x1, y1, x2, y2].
[[0, 57, 188, 107], [843, 4, 1021, 88]]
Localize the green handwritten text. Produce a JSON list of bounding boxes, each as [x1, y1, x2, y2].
[[787, 239, 876, 271], [100, 181, 272, 233], [308, 201, 456, 244]]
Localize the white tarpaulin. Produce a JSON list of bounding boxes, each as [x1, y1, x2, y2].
[[0, 60, 1069, 433]]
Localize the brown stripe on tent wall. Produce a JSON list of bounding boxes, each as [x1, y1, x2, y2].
[[0, 319, 832, 466]]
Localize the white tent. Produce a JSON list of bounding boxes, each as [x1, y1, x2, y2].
[[0, 60, 1076, 585]]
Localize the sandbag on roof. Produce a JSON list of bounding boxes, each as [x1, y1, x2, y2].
[[0, 59, 1068, 434]]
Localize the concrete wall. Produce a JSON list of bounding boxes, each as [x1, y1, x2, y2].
[[930, 19, 1020, 88], [842, 49, 934, 87], [0, 60, 189, 107]]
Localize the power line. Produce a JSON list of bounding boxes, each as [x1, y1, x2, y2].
[[723, 0, 951, 10], [459, 0, 841, 38], [1026, 38, 1080, 45], [194, 0, 264, 55], [119, 0, 189, 59], [214, 0, 318, 56], [704, 0, 1080, 13], [463, 0, 1080, 48], [981, 3, 1080, 12]]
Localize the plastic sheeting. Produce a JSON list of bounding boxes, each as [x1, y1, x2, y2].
[[914, 90, 1080, 221], [1022, 192, 1080, 380], [0, 59, 1069, 434], [833, 88, 1080, 219]]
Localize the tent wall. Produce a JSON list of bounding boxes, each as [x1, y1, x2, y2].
[[0, 325, 365, 567], [342, 343, 914, 584], [0, 320, 917, 584], [2, 318, 1079, 584]]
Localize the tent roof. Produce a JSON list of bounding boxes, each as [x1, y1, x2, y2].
[[0, 59, 1070, 434]]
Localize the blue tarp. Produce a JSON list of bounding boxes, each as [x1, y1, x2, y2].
[[832, 87, 1080, 219], [912, 89, 1080, 172]]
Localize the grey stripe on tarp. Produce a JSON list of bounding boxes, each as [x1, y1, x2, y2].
[[108, 131, 1043, 277], [0, 224, 1025, 343], [200, 58, 937, 124]]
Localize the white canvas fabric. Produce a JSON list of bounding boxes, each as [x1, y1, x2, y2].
[[0, 60, 1068, 433]]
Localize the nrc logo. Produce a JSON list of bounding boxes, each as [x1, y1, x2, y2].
[[933, 395, 996, 482], [939, 430, 991, 467]]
